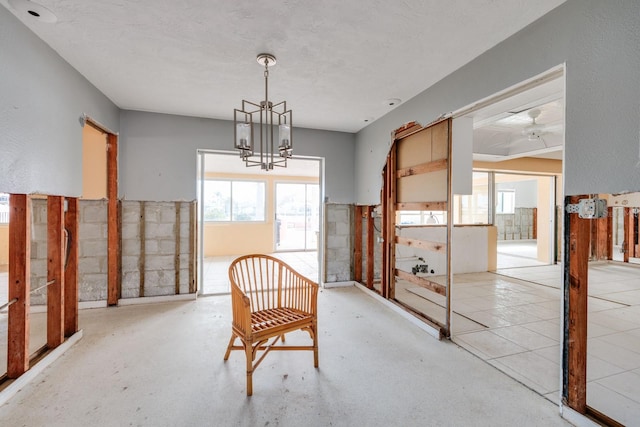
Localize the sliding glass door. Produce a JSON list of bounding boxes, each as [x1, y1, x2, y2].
[[275, 183, 319, 251]]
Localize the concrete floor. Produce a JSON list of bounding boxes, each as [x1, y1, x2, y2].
[[0, 286, 569, 427]]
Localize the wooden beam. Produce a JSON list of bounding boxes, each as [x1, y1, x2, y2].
[[175, 202, 181, 295], [381, 168, 389, 298], [630, 208, 637, 258], [189, 201, 197, 293], [366, 206, 375, 289], [393, 121, 422, 139], [395, 269, 446, 296], [139, 201, 146, 298], [47, 196, 65, 349], [564, 195, 589, 413], [396, 158, 447, 179], [388, 147, 397, 300], [624, 207, 631, 262], [607, 207, 613, 261], [396, 236, 445, 253], [396, 201, 447, 212], [354, 205, 363, 283], [7, 194, 31, 378], [64, 197, 79, 337], [532, 207, 538, 239], [107, 133, 120, 305]]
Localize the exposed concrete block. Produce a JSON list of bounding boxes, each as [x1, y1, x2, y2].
[[82, 202, 108, 223], [79, 273, 107, 301], [121, 202, 142, 224], [121, 223, 140, 241], [145, 255, 174, 271], [79, 223, 106, 240], [122, 239, 141, 256], [144, 239, 158, 255], [80, 240, 108, 257], [335, 222, 350, 236], [158, 239, 176, 255], [145, 222, 174, 239], [78, 257, 102, 275], [327, 235, 349, 249], [159, 205, 177, 223], [121, 255, 140, 273]]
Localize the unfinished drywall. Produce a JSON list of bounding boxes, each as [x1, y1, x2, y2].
[[396, 226, 495, 275], [0, 7, 119, 197], [355, 0, 640, 203], [119, 110, 354, 203], [324, 203, 352, 283]]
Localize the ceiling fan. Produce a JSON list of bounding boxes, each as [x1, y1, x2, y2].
[[521, 108, 546, 142]]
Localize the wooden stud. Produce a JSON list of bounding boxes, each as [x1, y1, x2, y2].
[[396, 158, 447, 179], [64, 197, 79, 337], [139, 201, 146, 297], [189, 201, 197, 293], [630, 208, 637, 259], [607, 207, 613, 261], [395, 269, 446, 296], [381, 169, 389, 298], [388, 147, 397, 300], [175, 202, 181, 295], [354, 205, 363, 283], [47, 196, 65, 349], [533, 207, 538, 239], [563, 195, 589, 413], [366, 206, 375, 289], [444, 119, 453, 339], [396, 201, 447, 212], [107, 133, 120, 306], [396, 236, 446, 253], [7, 194, 31, 378], [624, 207, 631, 262]]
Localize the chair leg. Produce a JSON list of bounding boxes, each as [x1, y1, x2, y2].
[[245, 344, 254, 396], [312, 324, 319, 368], [223, 334, 236, 361]]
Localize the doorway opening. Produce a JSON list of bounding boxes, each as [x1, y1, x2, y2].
[[196, 151, 323, 295]]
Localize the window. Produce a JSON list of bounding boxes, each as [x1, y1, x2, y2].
[[496, 190, 515, 214], [203, 180, 265, 222]]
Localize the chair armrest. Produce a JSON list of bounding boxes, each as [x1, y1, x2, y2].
[[281, 267, 319, 315], [230, 283, 252, 336]]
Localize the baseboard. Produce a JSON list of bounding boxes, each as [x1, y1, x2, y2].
[[560, 404, 601, 427], [117, 293, 197, 306], [353, 282, 440, 340], [323, 281, 355, 289], [0, 330, 83, 407]]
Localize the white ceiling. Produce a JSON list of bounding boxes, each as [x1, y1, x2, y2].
[[470, 76, 564, 162], [3, 0, 566, 133]]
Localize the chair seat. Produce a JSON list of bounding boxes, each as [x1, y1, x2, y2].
[[251, 307, 313, 334]]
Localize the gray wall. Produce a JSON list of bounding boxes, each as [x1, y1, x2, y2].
[[119, 110, 355, 203], [0, 6, 119, 196], [355, 0, 640, 204], [496, 180, 537, 208]]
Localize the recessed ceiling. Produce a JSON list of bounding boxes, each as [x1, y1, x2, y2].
[[471, 76, 564, 162], [2, 0, 566, 133]]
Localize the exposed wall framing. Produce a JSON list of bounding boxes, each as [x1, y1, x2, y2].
[[381, 119, 453, 338]]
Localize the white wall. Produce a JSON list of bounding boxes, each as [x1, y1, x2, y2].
[[0, 7, 119, 196], [396, 226, 493, 275], [355, 0, 640, 204], [119, 110, 355, 202]]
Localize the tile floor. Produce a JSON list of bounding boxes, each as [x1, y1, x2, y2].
[[452, 263, 640, 426], [200, 251, 319, 295], [2, 252, 640, 424]]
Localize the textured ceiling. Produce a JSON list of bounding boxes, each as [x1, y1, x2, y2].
[[3, 0, 566, 133]]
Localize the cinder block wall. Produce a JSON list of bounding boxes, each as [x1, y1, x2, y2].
[[495, 208, 535, 240], [324, 203, 353, 283], [29, 199, 195, 305]]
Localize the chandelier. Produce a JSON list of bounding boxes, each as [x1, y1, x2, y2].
[[234, 53, 293, 170]]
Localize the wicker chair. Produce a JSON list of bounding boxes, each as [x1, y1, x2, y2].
[[223, 254, 319, 396]]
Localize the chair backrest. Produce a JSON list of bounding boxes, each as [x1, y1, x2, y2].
[[228, 254, 287, 313]]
